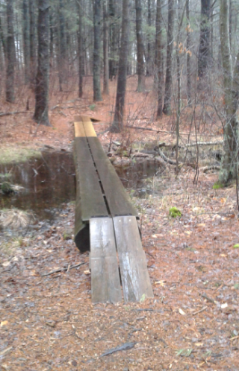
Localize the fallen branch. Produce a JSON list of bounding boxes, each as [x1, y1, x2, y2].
[[100, 342, 136, 357], [125, 125, 219, 136], [185, 141, 223, 147], [192, 306, 207, 315], [42, 262, 86, 276], [157, 148, 178, 165], [0, 111, 28, 117], [200, 165, 220, 173], [200, 293, 218, 305]]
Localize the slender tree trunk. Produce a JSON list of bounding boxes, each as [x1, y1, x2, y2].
[[23, 0, 30, 84], [146, 0, 153, 76], [109, 0, 117, 80], [6, 0, 15, 103], [163, 0, 175, 115], [110, 0, 129, 132], [218, 0, 239, 184], [186, 0, 191, 105], [103, 0, 109, 95], [93, 0, 102, 101], [77, 0, 84, 98], [58, 0, 66, 91], [0, 15, 6, 62], [34, 0, 50, 126], [135, 0, 145, 92], [198, 0, 211, 84], [155, 0, 163, 118], [29, 0, 36, 85]]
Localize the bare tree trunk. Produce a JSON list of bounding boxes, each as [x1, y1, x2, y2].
[[146, 0, 153, 76], [155, 0, 163, 118], [33, 0, 50, 126], [198, 0, 211, 86], [219, 0, 239, 184], [135, 0, 145, 92], [109, 0, 117, 80], [93, 0, 102, 101], [163, 0, 175, 115], [29, 0, 36, 86], [6, 0, 15, 103], [77, 0, 84, 98], [186, 0, 191, 105], [58, 0, 66, 91], [110, 0, 129, 132], [23, 0, 30, 84], [103, 0, 109, 95]]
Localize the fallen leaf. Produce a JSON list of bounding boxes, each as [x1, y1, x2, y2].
[[84, 270, 90, 275], [233, 244, 239, 249], [179, 308, 186, 316], [1, 321, 9, 327], [221, 303, 228, 309]]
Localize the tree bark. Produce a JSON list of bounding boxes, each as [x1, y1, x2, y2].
[[103, 0, 109, 95], [163, 0, 175, 115], [186, 0, 191, 105], [23, 0, 30, 84], [77, 0, 84, 98], [219, 0, 239, 184], [146, 0, 153, 76], [135, 0, 145, 92], [198, 0, 211, 83], [109, 0, 117, 80], [155, 0, 163, 118], [33, 0, 50, 126], [6, 0, 15, 103], [29, 0, 36, 86], [93, 0, 102, 101], [110, 0, 129, 132]]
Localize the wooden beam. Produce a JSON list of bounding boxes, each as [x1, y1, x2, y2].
[[90, 218, 122, 303]]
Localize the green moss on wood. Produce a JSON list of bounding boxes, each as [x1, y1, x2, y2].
[[169, 207, 182, 218]]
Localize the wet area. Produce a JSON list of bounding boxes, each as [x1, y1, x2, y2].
[[0, 151, 76, 222], [0, 151, 160, 239]]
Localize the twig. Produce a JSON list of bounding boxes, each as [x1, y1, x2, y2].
[[230, 335, 239, 341], [0, 111, 28, 117], [200, 293, 218, 305], [192, 306, 207, 315], [42, 262, 86, 276], [185, 141, 223, 147], [200, 165, 220, 173]]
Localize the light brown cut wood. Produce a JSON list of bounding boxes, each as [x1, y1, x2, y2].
[[83, 118, 97, 137], [74, 121, 86, 137], [90, 218, 122, 303], [113, 216, 154, 302]]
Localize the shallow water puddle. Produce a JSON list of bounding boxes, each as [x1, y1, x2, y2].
[[0, 151, 76, 221], [0, 152, 159, 225]]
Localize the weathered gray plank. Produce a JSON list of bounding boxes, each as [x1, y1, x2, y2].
[[90, 218, 122, 303], [87, 137, 108, 161], [74, 138, 108, 221], [75, 160, 108, 220], [94, 159, 137, 217], [113, 216, 154, 302]]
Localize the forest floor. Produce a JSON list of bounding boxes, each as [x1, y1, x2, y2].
[[1, 77, 239, 371]]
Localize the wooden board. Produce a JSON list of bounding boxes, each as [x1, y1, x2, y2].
[[113, 216, 154, 302], [87, 137, 109, 161], [74, 121, 86, 137], [90, 218, 122, 303], [94, 159, 137, 217]]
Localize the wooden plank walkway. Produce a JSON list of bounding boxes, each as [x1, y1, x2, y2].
[[74, 116, 153, 303]]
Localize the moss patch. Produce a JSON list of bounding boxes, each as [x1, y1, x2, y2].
[[213, 182, 224, 189], [169, 207, 182, 218], [0, 147, 41, 165]]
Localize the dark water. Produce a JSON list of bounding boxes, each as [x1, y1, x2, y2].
[[0, 152, 159, 222], [0, 151, 76, 221]]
